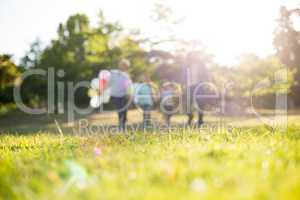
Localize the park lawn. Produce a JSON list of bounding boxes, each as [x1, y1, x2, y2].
[[0, 123, 300, 200]]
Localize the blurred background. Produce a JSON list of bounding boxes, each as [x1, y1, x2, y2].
[[0, 0, 299, 116]]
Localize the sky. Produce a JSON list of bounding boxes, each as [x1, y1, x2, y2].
[[0, 0, 299, 65]]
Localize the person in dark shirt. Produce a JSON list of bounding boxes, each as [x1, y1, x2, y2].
[[181, 52, 212, 127]]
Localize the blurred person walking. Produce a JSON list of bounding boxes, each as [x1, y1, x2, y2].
[[109, 59, 133, 131]]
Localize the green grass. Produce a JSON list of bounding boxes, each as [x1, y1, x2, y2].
[[0, 111, 300, 199]]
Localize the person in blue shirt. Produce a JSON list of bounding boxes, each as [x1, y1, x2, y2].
[[136, 74, 155, 127]]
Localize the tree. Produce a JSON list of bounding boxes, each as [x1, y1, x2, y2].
[[273, 6, 300, 105], [19, 11, 152, 108], [119, 37, 151, 81], [0, 54, 19, 104], [20, 38, 43, 69], [211, 54, 293, 109]]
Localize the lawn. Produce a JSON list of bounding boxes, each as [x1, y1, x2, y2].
[[0, 111, 300, 200]]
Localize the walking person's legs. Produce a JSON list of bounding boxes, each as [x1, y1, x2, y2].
[[142, 112, 148, 128], [165, 114, 171, 127], [196, 99, 205, 127], [119, 97, 128, 131], [118, 109, 127, 130], [164, 105, 173, 127], [186, 90, 193, 125], [111, 96, 129, 131], [184, 86, 194, 126], [140, 105, 152, 129], [146, 111, 151, 125], [198, 111, 203, 126], [187, 113, 193, 126], [194, 84, 207, 127]]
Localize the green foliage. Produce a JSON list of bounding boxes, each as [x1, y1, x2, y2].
[[15, 6, 300, 110], [273, 6, 300, 105], [41, 14, 96, 81], [39, 12, 148, 82], [0, 55, 19, 104], [0, 55, 19, 89], [21, 39, 43, 69], [119, 38, 151, 81], [212, 55, 293, 97], [20, 11, 150, 107]]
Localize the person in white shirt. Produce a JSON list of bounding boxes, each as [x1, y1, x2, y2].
[[109, 59, 132, 131]]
